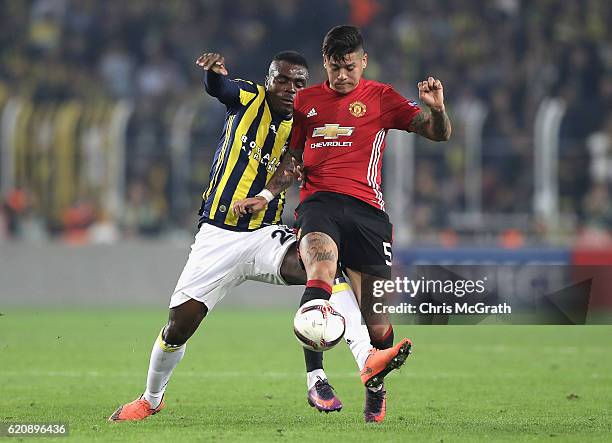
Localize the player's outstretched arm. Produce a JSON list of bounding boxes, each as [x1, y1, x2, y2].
[[196, 52, 244, 106], [232, 148, 303, 217], [408, 76, 452, 142]]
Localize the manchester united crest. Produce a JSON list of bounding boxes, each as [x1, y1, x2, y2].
[[349, 101, 367, 117]]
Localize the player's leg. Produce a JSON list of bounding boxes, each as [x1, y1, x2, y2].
[[346, 268, 412, 382], [279, 242, 341, 411], [299, 231, 338, 300], [341, 200, 412, 383], [296, 232, 342, 412], [293, 194, 342, 306], [109, 299, 208, 422], [250, 226, 340, 411], [110, 224, 249, 421], [340, 198, 412, 423], [345, 269, 395, 349], [253, 225, 372, 413], [346, 268, 412, 423], [329, 276, 375, 372], [140, 299, 208, 411]]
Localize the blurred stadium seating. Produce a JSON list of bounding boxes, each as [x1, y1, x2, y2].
[[0, 0, 610, 249]]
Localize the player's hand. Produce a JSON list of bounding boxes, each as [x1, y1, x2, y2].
[[232, 197, 268, 217], [284, 158, 306, 188], [195, 53, 228, 76], [417, 77, 444, 112]]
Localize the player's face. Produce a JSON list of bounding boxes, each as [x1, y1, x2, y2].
[[265, 61, 309, 117], [324, 50, 367, 95]]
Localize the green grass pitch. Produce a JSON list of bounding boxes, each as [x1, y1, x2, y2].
[[1, 308, 611, 442]]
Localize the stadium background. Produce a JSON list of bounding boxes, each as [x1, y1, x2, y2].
[[1, 0, 610, 305]]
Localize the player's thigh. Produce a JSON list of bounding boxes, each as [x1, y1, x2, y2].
[[295, 193, 342, 279], [342, 207, 393, 280], [295, 192, 342, 250], [296, 232, 337, 283], [250, 224, 300, 285], [170, 223, 252, 311]]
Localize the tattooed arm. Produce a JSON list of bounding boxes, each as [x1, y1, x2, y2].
[[232, 147, 303, 216], [266, 147, 303, 195], [408, 76, 452, 141], [408, 107, 452, 142]]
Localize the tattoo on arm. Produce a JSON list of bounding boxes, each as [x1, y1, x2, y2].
[[265, 147, 303, 195], [265, 154, 294, 195], [409, 109, 451, 141], [430, 108, 451, 141], [408, 111, 429, 135]]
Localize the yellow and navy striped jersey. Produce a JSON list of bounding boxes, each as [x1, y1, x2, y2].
[[199, 71, 292, 231]]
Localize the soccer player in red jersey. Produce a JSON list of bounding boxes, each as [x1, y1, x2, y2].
[[234, 25, 451, 422]]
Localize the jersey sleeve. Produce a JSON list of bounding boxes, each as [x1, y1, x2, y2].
[[380, 85, 422, 131], [204, 71, 259, 108], [288, 93, 307, 152]]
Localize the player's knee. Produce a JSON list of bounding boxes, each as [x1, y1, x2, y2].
[[165, 301, 208, 345], [308, 261, 336, 283], [164, 319, 197, 345]]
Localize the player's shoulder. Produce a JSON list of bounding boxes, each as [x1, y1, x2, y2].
[[295, 82, 327, 110], [297, 82, 326, 98], [362, 78, 395, 93], [229, 78, 263, 92]]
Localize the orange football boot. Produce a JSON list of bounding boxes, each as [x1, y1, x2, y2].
[[109, 395, 164, 422], [360, 338, 412, 388]]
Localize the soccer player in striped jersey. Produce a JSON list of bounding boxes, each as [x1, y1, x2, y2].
[[110, 50, 402, 422], [235, 25, 452, 422]]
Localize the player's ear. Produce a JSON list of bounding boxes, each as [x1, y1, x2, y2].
[[362, 53, 368, 70], [264, 75, 270, 89]]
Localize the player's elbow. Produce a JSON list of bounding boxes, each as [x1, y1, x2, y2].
[[431, 126, 451, 142]]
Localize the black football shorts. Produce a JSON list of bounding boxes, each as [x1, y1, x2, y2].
[[294, 191, 393, 279]]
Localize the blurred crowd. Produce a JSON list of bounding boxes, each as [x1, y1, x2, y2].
[[0, 0, 610, 245]]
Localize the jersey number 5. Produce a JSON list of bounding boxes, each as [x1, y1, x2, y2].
[[383, 242, 392, 266]]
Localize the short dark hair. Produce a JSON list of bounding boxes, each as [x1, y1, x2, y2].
[[322, 25, 364, 60], [272, 50, 309, 70]]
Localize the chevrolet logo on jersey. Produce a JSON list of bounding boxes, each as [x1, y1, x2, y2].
[[312, 124, 354, 139]]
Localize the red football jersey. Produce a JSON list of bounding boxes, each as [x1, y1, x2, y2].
[[291, 78, 421, 211]]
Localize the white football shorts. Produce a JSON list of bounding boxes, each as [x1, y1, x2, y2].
[[169, 223, 296, 310]]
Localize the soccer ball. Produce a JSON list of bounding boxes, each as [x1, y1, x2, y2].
[[293, 299, 345, 352]]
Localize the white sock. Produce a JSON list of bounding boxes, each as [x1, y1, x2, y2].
[[368, 384, 384, 392], [307, 369, 327, 390], [330, 281, 373, 371], [143, 328, 186, 408]]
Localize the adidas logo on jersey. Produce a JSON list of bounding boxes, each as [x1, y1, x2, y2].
[[307, 108, 317, 118]]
